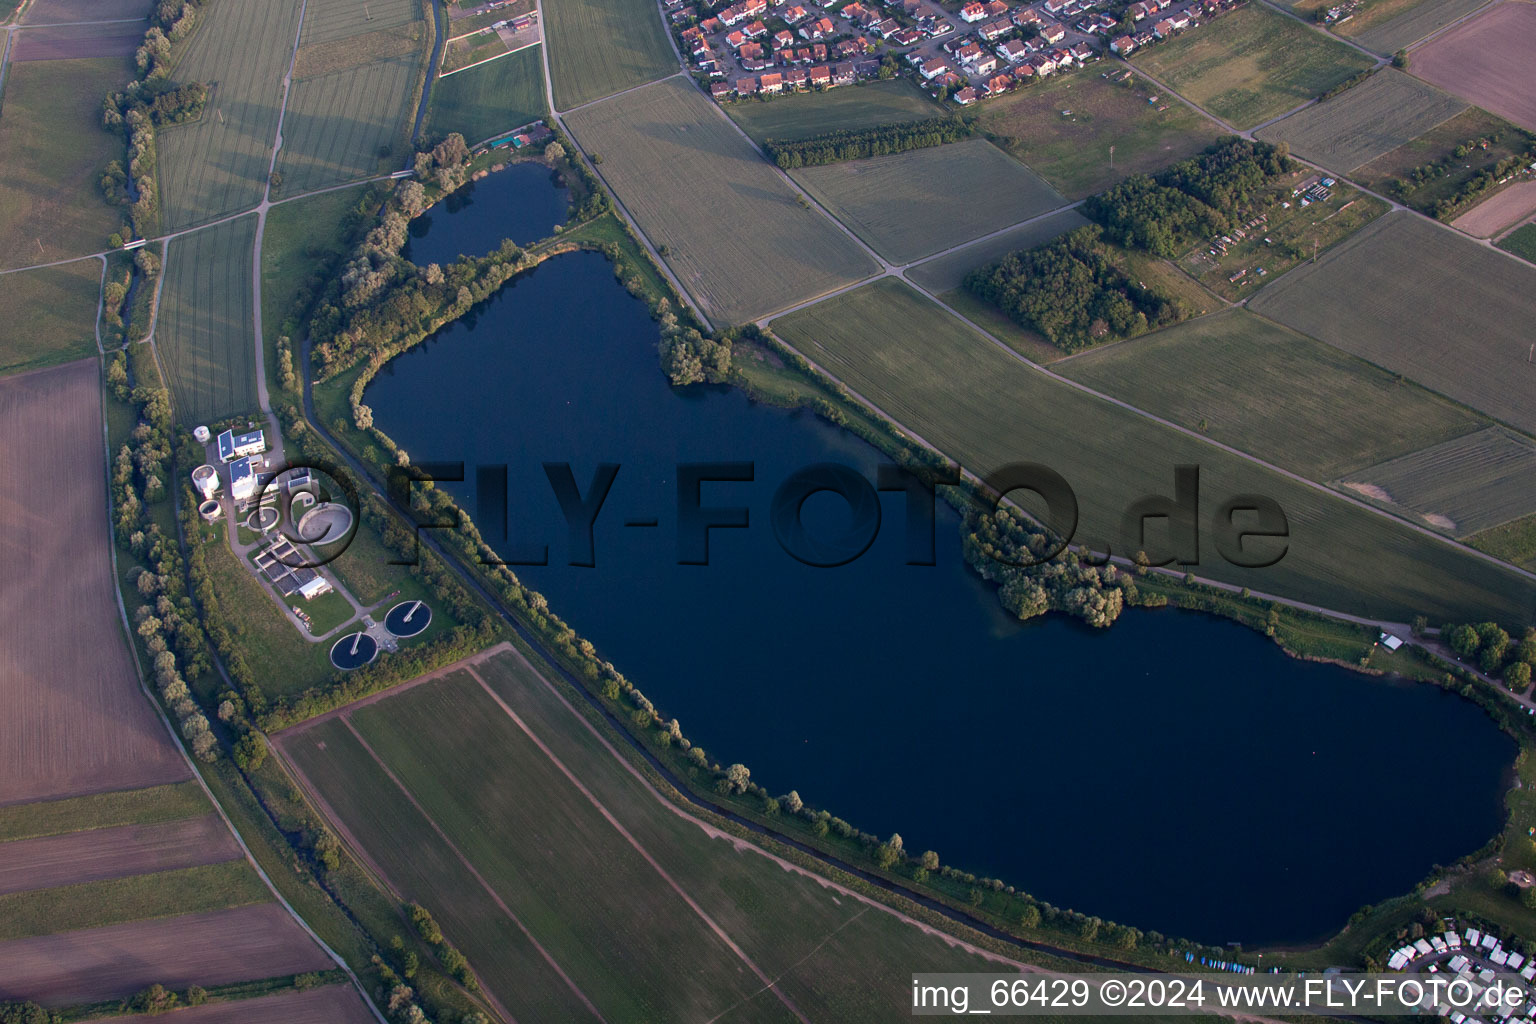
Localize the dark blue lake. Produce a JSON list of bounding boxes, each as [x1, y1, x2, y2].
[[403, 161, 569, 267], [365, 249, 1515, 947]]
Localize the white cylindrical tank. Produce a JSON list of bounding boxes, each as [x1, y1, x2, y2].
[[191, 464, 219, 501], [198, 499, 223, 522], [193, 425, 211, 444]]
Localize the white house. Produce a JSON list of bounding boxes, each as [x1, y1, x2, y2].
[[217, 427, 265, 463]]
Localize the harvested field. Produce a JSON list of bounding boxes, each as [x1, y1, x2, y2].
[[542, 0, 676, 109], [156, 215, 259, 424], [9, 22, 141, 60], [275, 55, 421, 194], [0, 781, 206, 843], [1248, 211, 1536, 435], [0, 259, 102, 375], [1350, 0, 1492, 53], [1254, 70, 1465, 171], [0, 57, 128, 268], [0, 904, 330, 1007], [0, 814, 239, 896], [292, 21, 423, 77], [0, 361, 188, 806], [156, 0, 304, 231], [770, 278, 1535, 624], [1341, 428, 1536, 536], [907, 206, 1090, 291], [91, 985, 378, 1024], [299, 0, 419, 46], [1057, 309, 1485, 480], [565, 77, 877, 325], [977, 67, 1226, 198], [1130, 4, 1374, 129], [1453, 180, 1536, 237], [789, 138, 1066, 264], [725, 78, 946, 145], [1499, 222, 1536, 261], [1410, 1, 1536, 132], [424, 44, 544, 144], [18, 0, 148, 23]]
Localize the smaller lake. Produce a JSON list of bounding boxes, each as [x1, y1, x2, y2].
[[403, 161, 568, 267]]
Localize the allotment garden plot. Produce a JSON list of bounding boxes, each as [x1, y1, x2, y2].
[[1247, 211, 1536, 435], [156, 216, 259, 425], [789, 138, 1066, 264], [770, 278, 1535, 625], [1255, 70, 1466, 171], [1409, 1, 1536, 133], [565, 77, 877, 326], [1130, 4, 1374, 129], [1341, 428, 1536, 538]]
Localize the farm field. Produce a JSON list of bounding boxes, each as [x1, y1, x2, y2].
[[90, 985, 379, 1024], [1352, 106, 1535, 217], [442, 30, 508, 73], [1499, 222, 1536, 261], [156, 215, 258, 425], [261, 184, 371, 344], [1469, 513, 1536, 571], [7, 21, 142, 61], [424, 45, 545, 144], [279, 646, 1020, 1024], [769, 278, 1535, 624], [18, 0, 149, 22], [907, 206, 1090, 291], [275, 54, 421, 195], [293, 21, 424, 77], [977, 69, 1226, 199], [1347, 0, 1493, 53], [1176, 178, 1390, 301], [0, 781, 206, 844], [1410, 1, 1536, 132], [789, 138, 1066, 264], [0, 360, 189, 805], [541, 0, 676, 110], [725, 78, 946, 145], [0, 57, 128, 268], [565, 77, 877, 325], [1247, 211, 1536, 435], [156, 0, 304, 231], [1254, 70, 1465, 171], [0, 814, 240, 896], [299, 0, 420, 45], [0, 904, 331, 1007], [1453, 180, 1536, 236], [1130, 4, 1375, 129], [0, 259, 102, 375], [1057, 309, 1486, 481], [1341, 428, 1536, 537]]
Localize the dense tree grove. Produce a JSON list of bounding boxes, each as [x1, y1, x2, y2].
[[659, 302, 731, 384], [965, 225, 1182, 351], [0, 1001, 61, 1024], [765, 116, 973, 168], [962, 505, 1144, 628], [1445, 620, 1536, 687], [1083, 137, 1293, 256]]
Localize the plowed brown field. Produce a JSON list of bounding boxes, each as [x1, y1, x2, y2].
[[90, 984, 377, 1024], [0, 814, 241, 895]]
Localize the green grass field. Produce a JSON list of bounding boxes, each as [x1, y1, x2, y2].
[[442, 31, 508, 73], [0, 260, 102, 375], [1352, 106, 1532, 216], [1341, 427, 1536, 537], [1254, 70, 1466, 171], [300, 0, 421, 45], [0, 781, 207, 844], [260, 183, 372, 345], [908, 206, 1091, 292], [770, 278, 1535, 625], [1349, 0, 1493, 53], [281, 649, 1015, 1023], [275, 55, 422, 195], [1248, 211, 1536, 436], [1497, 222, 1536, 263], [0, 57, 129, 269], [157, 0, 305, 231], [542, 0, 677, 110], [725, 78, 947, 145], [565, 78, 877, 325], [1468, 513, 1536, 571], [157, 215, 259, 424], [978, 69, 1226, 199], [0, 860, 269, 941], [1130, 4, 1375, 129], [1056, 308, 1486, 480], [789, 138, 1066, 264], [425, 46, 546, 144]]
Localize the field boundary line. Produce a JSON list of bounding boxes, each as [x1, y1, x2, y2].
[[437, 40, 532, 79], [462, 664, 813, 1024], [334, 716, 600, 1024]]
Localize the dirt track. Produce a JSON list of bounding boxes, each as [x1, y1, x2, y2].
[[0, 904, 333, 1007], [0, 813, 241, 895], [1412, 1, 1536, 133], [0, 360, 188, 805], [88, 983, 378, 1024]]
